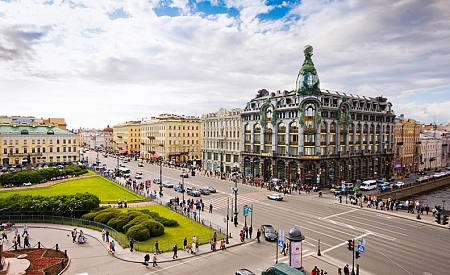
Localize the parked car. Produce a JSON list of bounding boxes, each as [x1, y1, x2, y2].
[[23, 182, 32, 186], [186, 187, 201, 197], [267, 194, 283, 201], [394, 181, 405, 188], [378, 182, 390, 191], [235, 269, 256, 275], [261, 224, 277, 242], [204, 186, 217, 193], [162, 182, 174, 188]]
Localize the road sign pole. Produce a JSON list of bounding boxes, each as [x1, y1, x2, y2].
[[250, 204, 253, 229]]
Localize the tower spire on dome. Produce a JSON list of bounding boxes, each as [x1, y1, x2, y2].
[[295, 45, 320, 96]]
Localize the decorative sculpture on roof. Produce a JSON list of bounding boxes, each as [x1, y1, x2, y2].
[[295, 45, 321, 96]]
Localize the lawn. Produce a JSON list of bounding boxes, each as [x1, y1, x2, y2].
[[0, 176, 146, 204], [118, 205, 225, 252]]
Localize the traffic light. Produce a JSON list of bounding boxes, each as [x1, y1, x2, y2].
[[443, 214, 449, 225], [348, 239, 354, 251], [435, 213, 441, 224], [355, 251, 361, 259]]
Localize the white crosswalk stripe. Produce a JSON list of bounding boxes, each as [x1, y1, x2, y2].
[[202, 191, 275, 209]]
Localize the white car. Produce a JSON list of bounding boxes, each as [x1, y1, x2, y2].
[[394, 181, 404, 188], [135, 174, 142, 179], [267, 194, 283, 201], [23, 182, 32, 186]]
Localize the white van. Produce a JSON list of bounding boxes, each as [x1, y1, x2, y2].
[[360, 180, 377, 191]]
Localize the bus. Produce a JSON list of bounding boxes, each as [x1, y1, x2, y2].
[[118, 167, 131, 177]]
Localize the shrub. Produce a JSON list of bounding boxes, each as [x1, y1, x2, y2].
[[122, 215, 149, 233], [154, 216, 179, 227], [108, 214, 133, 231], [126, 224, 151, 241], [146, 220, 165, 237], [80, 212, 99, 221], [93, 211, 118, 224]]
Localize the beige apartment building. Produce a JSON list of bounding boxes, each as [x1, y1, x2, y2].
[[0, 124, 79, 166], [112, 121, 141, 155], [0, 116, 67, 130], [393, 115, 421, 174], [419, 133, 442, 170], [141, 114, 201, 163], [201, 108, 242, 174]]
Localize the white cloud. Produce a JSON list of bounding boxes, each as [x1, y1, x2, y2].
[[0, 0, 450, 129]]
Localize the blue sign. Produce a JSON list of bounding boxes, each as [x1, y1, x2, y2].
[[357, 244, 365, 254], [278, 239, 284, 249], [243, 207, 248, 217], [247, 207, 252, 212]]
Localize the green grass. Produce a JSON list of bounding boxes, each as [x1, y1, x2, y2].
[[0, 176, 146, 204], [119, 205, 224, 252]]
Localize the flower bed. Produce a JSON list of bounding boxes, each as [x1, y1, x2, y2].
[[3, 248, 68, 275]]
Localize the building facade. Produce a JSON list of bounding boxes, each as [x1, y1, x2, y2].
[[141, 114, 201, 163], [241, 45, 396, 187], [393, 116, 421, 175], [0, 124, 79, 166], [201, 108, 242, 175], [419, 133, 442, 170], [421, 129, 449, 168], [112, 121, 141, 155]]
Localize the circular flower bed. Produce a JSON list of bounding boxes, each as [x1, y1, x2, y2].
[[3, 248, 68, 275]]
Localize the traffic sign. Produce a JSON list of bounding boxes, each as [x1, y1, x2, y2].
[[278, 239, 285, 249], [357, 244, 365, 254], [247, 206, 252, 212]]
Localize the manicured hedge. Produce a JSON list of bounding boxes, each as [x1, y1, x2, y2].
[[0, 165, 89, 185], [0, 193, 100, 218]]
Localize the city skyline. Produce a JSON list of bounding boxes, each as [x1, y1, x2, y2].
[[1, 0, 449, 129]]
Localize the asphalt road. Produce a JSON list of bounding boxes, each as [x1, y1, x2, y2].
[[86, 152, 450, 275]]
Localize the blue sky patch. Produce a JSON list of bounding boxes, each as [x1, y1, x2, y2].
[[196, 1, 239, 17], [108, 8, 130, 20]]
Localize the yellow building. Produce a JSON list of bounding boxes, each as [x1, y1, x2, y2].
[[141, 114, 201, 163], [393, 115, 421, 174], [0, 116, 67, 130], [112, 121, 141, 155], [0, 123, 79, 166]]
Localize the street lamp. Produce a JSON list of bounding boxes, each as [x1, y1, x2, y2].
[[232, 180, 238, 226], [159, 144, 163, 197], [181, 169, 185, 203]]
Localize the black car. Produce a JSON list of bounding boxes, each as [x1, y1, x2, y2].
[[180, 173, 189, 178], [204, 186, 217, 193], [261, 224, 277, 242]]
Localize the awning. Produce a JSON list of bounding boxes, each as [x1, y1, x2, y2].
[[151, 153, 160, 158], [119, 150, 128, 155]]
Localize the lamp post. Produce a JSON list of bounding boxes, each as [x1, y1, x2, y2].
[[232, 180, 238, 226], [181, 169, 185, 203], [226, 197, 229, 244], [220, 149, 224, 180], [159, 144, 163, 197]]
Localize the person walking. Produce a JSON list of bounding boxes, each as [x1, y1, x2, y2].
[[256, 229, 261, 243], [22, 225, 28, 237], [109, 241, 115, 254], [143, 253, 150, 268], [129, 238, 134, 252], [249, 226, 253, 238], [343, 264, 350, 275], [101, 229, 106, 242], [172, 244, 178, 259], [152, 253, 158, 267], [105, 230, 110, 242], [16, 234, 21, 247], [213, 231, 217, 242], [183, 237, 188, 250], [155, 240, 161, 254], [24, 234, 30, 248], [2, 229, 7, 240], [209, 204, 213, 213]]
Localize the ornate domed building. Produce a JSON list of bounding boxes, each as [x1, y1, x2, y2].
[[241, 46, 396, 187]]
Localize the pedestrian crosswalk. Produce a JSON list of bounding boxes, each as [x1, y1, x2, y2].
[[202, 191, 275, 210]]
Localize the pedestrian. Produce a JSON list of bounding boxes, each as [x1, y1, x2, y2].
[[213, 231, 217, 242], [155, 240, 161, 254], [193, 210, 197, 221], [192, 241, 197, 254], [109, 241, 115, 254], [22, 225, 28, 237], [2, 229, 7, 240], [16, 234, 21, 247], [124, 198, 128, 208], [220, 238, 226, 250], [14, 227, 19, 237], [72, 229, 77, 243], [143, 253, 150, 268], [338, 268, 342, 275], [343, 264, 350, 275], [152, 253, 158, 267], [172, 244, 178, 259], [256, 229, 261, 243], [105, 230, 110, 242], [101, 229, 106, 242], [281, 242, 287, 256], [187, 242, 192, 253], [129, 238, 134, 252], [12, 236, 17, 247], [24, 234, 30, 248], [209, 204, 213, 213], [183, 237, 188, 250], [245, 225, 249, 238], [249, 226, 253, 238]]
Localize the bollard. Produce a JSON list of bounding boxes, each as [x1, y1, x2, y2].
[[14, 242, 17, 250], [56, 244, 59, 252], [38, 241, 41, 249], [64, 249, 68, 258], [61, 259, 64, 268]]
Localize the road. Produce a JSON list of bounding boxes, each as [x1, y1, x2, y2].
[[85, 152, 450, 275]]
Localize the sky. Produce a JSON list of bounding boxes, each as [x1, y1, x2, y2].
[[1, 0, 450, 130]]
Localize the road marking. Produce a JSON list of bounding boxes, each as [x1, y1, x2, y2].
[[320, 209, 359, 220]]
